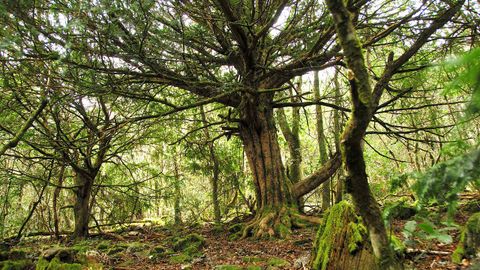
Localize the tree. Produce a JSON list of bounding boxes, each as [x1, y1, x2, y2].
[[0, 0, 470, 239], [325, 0, 465, 268]]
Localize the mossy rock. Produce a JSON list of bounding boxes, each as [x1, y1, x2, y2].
[[148, 245, 172, 261], [126, 242, 149, 253], [169, 253, 192, 264], [267, 257, 290, 267], [41, 248, 76, 264], [453, 212, 480, 263], [310, 201, 378, 270], [173, 234, 205, 251], [0, 259, 34, 270], [242, 256, 264, 263], [36, 257, 83, 270], [172, 234, 205, 256]]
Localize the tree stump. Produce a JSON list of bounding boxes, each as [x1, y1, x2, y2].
[[453, 212, 480, 263], [310, 201, 378, 270]]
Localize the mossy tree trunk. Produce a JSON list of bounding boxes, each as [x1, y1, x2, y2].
[[72, 168, 98, 239], [277, 80, 303, 209], [239, 93, 305, 238], [333, 69, 345, 204], [53, 165, 65, 239], [313, 71, 331, 211], [200, 106, 221, 224], [311, 201, 378, 270], [326, 0, 463, 268], [173, 154, 182, 225]]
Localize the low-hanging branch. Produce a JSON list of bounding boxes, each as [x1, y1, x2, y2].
[[0, 98, 48, 156]]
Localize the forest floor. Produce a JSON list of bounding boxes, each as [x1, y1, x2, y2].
[[1, 198, 478, 270]]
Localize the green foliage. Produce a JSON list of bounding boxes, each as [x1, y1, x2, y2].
[[383, 199, 417, 221], [0, 259, 33, 270], [444, 48, 480, 115], [401, 219, 454, 246], [35, 257, 82, 270], [413, 149, 480, 215]]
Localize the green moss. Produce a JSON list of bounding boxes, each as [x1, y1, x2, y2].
[[172, 233, 205, 256], [312, 202, 350, 270], [228, 224, 242, 234], [389, 235, 406, 256], [242, 256, 264, 263], [452, 246, 464, 264], [149, 245, 171, 261], [126, 242, 149, 253], [6, 250, 27, 261], [267, 257, 289, 267], [311, 201, 371, 270], [214, 266, 243, 270], [168, 253, 192, 264], [454, 212, 480, 262], [0, 259, 33, 270], [36, 257, 82, 270], [275, 223, 291, 239], [107, 246, 125, 255], [96, 241, 111, 251], [213, 266, 261, 270], [70, 241, 90, 253], [347, 221, 367, 253]]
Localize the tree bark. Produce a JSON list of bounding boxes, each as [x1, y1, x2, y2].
[[200, 106, 221, 224], [326, 0, 400, 268], [173, 155, 182, 225], [332, 69, 344, 203], [238, 94, 302, 238], [53, 165, 65, 239], [313, 71, 331, 211], [72, 169, 97, 239], [310, 201, 378, 270]]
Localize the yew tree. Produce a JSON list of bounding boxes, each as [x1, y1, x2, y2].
[[1, 0, 473, 238]]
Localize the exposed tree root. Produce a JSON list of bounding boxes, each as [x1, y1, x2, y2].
[[240, 206, 321, 239]]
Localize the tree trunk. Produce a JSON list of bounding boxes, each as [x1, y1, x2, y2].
[[333, 69, 345, 204], [173, 155, 182, 225], [326, 1, 403, 268], [313, 71, 331, 211], [72, 169, 96, 239], [310, 201, 378, 270], [200, 106, 221, 224], [276, 85, 303, 210], [239, 95, 302, 238], [53, 165, 65, 239]]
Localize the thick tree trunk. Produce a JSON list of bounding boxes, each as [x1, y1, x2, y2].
[[72, 169, 96, 239], [239, 96, 305, 238], [310, 201, 378, 270]]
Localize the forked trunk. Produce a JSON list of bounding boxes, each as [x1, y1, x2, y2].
[[72, 169, 96, 239]]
